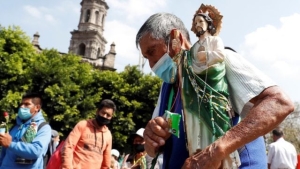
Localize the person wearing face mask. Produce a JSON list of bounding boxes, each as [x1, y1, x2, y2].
[[136, 5, 294, 169], [121, 128, 161, 169], [49, 130, 60, 156], [143, 4, 237, 168], [0, 92, 52, 169], [43, 130, 60, 168], [61, 99, 116, 169]]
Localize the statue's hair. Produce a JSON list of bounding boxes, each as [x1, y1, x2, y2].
[[136, 13, 190, 48]]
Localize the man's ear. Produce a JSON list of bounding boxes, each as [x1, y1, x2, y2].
[[35, 104, 41, 112]]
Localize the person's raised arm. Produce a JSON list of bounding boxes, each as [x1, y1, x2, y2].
[[7, 124, 51, 159], [182, 86, 294, 168], [61, 121, 85, 169], [217, 86, 294, 158]]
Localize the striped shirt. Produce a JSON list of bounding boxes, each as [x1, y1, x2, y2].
[[224, 50, 276, 118], [153, 49, 276, 119]]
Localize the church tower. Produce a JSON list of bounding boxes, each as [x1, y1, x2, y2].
[[69, 0, 116, 70]]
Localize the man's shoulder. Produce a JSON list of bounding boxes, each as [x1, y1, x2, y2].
[[36, 121, 51, 137], [283, 140, 297, 149], [77, 119, 89, 126], [269, 142, 278, 148], [37, 121, 49, 129], [102, 125, 112, 136]]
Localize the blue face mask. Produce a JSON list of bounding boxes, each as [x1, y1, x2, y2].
[[18, 108, 32, 120], [152, 54, 177, 83], [151, 39, 177, 84]]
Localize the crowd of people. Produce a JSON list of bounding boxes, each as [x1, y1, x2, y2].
[[0, 2, 298, 169]]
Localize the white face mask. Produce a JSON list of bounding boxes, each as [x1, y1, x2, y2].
[[54, 141, 59, 147], [151, 38, 177, 84]]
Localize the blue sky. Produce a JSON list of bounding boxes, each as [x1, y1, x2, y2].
[[1, 0, 299, 102]]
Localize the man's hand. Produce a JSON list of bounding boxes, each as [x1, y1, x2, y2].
[[182, 143, 223, 169], [0, 133, 12, 148], [143, 117, 171, 157]]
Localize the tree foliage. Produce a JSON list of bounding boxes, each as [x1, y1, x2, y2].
[[265, 102, 300, 153], [0, 25, 162, 152], [0, 25, 38, 122]]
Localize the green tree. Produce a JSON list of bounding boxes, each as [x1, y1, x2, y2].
[[28, 49, 103, 133], [94, 66, 161, 151], [266, 102, 300, 153], [0, 25, 38, 123], [0, 25, 162, 152], [280, 102, 300, 152]]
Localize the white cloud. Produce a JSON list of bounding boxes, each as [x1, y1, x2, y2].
[[24, 5, 42, 18], [272, 60, 299, 77], [103, 0, 168, 71], [44, 15, 56, 24], [55, 0, 80, 15], [240, 13, 300, 101], [23, 1, 80, 25], [23, 5, 58, 24], [240, 13, 300, 77], [241, 14, 300, 62], [104, 20, 140, 71], [109, 0, 167, 21]]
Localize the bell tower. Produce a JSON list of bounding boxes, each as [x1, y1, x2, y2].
[[69, 0, 116, 70]]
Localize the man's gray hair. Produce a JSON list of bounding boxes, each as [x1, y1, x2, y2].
[[136, 13, 190, 48]]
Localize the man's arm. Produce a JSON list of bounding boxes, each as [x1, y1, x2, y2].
[[182, 86, 294, 168], [267, 144, 274, 169], [216, 86, 294, 159], [61, 121, 84, 169], [7, 124, 51, 159]]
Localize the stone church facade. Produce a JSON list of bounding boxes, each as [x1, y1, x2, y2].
[[32, 0, 116, 71]]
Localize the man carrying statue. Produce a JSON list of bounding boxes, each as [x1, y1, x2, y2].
[[136, 3, 294, 169]]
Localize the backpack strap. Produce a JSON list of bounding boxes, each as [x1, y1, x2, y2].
[[38, 121, 48, 131], [9, 121, 49, 132]]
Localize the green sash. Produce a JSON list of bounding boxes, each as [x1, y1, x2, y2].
[[181, 50, 232, 140]]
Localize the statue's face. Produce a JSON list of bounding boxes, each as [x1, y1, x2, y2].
[[194, 15, 208, 33]]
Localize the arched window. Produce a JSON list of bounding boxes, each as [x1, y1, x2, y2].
[[97, 48, 101, 58], [102, 14, 105, 26], [79, 43, 86, 56], [85, 9, 90, 22], [95, 11, 99, 25]]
